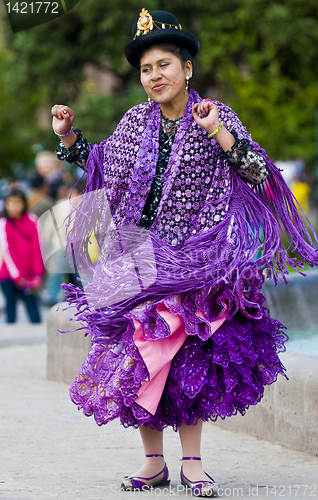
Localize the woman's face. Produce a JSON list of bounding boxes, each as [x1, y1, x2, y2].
[[5, 196, 25, 219], [140, 47, 192, 107]]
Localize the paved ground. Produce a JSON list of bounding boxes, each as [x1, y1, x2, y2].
[[0, 322, 318, 500]]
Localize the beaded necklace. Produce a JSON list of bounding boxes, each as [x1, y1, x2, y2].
[[160, 113, 182, 138]]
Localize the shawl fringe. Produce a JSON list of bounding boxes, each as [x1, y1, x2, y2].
[[61, 95, 318, 328]]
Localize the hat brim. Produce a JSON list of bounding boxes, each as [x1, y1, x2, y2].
[[125, 28, 200, 69]]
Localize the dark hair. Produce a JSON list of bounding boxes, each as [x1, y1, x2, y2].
[[29, 171, 45, 189], [140, 42, 194, 77], [2, 189, 28, 220]]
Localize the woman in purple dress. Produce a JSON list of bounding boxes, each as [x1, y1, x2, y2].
[[51, 9, 317, 496]]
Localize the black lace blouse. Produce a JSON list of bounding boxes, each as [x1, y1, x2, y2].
[[56, 118, 269, 229]]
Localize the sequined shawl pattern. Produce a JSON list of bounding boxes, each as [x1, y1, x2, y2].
[[95, 90, 251, 246]]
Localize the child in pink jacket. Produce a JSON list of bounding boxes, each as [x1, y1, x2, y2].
[[0, 189, 45, 323]]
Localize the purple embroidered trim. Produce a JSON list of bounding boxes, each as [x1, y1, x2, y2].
[[68, 299, 289, 430]]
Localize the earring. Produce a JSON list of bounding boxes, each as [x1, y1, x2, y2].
[[185, 76, 190, 94], [148, 95, 152, 105], [185, 72, 193, 94]]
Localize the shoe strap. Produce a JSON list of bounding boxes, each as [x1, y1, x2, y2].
[[146, 454, 164, 458], [182, 456, 201, 460]]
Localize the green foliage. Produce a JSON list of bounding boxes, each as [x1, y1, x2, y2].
[[195, 0, 318, 161], [0, 48, 39, 179], [1, 0, 318, 179], [68, 85, 147, 144]]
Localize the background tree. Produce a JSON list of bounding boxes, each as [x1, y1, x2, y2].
[[0, 47, 40, 179], [0, 0, 317, 180]]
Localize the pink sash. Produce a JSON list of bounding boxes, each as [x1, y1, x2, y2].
[[133, 302, 227, 415]]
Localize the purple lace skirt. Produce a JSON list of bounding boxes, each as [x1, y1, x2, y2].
[[69, 299, 288, 431]]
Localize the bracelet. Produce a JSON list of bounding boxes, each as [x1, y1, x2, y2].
[[207, 121, 224, 139], [54, 127, 74, 137]]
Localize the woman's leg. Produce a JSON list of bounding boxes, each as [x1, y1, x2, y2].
[[178, 419, 212, 482], [122, 425, 166, 487], [21, 292, 41, 323], [1, 280, 17, 323]]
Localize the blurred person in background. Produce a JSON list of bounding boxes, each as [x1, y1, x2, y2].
[[290, 172, 311, 218], [26, 171, 54, 217], [0, 188, 44, 323], [35, 150, 64, 200], [40, 182, 83, 306]]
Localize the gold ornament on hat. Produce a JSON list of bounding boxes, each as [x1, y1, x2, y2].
[[134, 8, 182, 39], [134, 8, 154, 39]]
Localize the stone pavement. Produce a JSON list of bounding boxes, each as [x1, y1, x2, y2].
[[0, 323, 318, 500]]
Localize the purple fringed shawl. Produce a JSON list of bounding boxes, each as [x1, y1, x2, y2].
[[63, 90, 317, 332]]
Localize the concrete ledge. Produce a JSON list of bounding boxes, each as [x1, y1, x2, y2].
[[46, 304, 91, 385], [262, 270, 318, 330], [215, 350, 318, 456]]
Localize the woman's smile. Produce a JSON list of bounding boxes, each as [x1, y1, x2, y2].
[[152, 83, 166, 91]]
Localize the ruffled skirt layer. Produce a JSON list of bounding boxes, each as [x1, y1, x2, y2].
[[69, 293, 288, 431]]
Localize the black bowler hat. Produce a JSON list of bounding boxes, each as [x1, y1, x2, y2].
[[125, 9, 200, 69]]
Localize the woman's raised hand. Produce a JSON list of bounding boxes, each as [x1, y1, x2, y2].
[[192, 100, 221, 136], [51, 105, 77, 148], [192, 99, 235, 152], [51, 104, 75, 136]]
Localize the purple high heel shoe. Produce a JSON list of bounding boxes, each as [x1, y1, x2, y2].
[[121, 454, 170, 491], [180, 456, 218, 497]]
